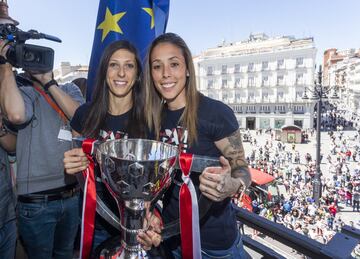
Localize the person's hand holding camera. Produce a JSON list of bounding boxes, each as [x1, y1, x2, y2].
[[0, 40, 8, 57], [0, 40, 11, 69], [29, 70, 53, 87]]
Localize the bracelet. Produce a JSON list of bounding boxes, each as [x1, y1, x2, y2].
[[43, 79, 58, 92]]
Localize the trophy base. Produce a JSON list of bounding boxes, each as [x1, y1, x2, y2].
[[95, 236, 148, 259], [99, 247, 148, 259]]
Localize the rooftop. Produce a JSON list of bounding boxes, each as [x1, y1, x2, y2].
[[199, 33, 315, 59]]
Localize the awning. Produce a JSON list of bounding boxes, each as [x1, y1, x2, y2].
[[249, 168, 275, 185]]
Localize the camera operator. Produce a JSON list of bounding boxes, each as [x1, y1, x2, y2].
[[0, 38, 84, 259], [0, 109, 16, 259]]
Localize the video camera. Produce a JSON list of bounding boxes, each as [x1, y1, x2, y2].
[[0, 23, 61, 73]]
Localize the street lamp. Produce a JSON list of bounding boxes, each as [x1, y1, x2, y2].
[[302, 65, 339, 205]]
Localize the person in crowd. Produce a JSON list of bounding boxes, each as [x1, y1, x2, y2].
[[0, 38, 84, 259], [353, 187, 360, 212], [143, 32, 251, 258], [0, 110, 16, 259], [72, 77, 87, 99], [63, 40, 160, 254]]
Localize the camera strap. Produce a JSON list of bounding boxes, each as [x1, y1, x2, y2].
[[32, 82, 68, 123]]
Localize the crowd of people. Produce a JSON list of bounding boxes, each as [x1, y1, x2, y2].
[[235, 127, 360, 247]]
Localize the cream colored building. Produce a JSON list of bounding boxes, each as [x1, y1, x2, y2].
[[194, 33, 317, 129], [325, 51, 360, 115], [53, 62, 88, 84]]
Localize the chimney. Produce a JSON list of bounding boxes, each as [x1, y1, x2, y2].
[[0, 0, 19, 25]]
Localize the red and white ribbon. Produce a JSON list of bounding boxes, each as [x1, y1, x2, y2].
[[179, 153, 201, 259], [80, 139, 97, 259]]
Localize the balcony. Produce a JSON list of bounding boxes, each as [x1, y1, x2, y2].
[[235, 207, 360, 259]]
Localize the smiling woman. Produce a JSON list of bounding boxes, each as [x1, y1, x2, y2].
[[63, 40, 155, 254], [143, 32, 251, 259]]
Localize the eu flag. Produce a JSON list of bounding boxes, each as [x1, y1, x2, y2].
[[87, 0, 170, 100]]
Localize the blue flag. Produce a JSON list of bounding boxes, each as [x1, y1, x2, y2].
[[87, 0, 170, 100]]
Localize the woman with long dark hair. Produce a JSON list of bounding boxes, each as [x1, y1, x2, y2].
[[63, 40, 158, 253], [144, 32, 251, 258]]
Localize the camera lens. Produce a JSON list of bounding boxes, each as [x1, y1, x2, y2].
[[23, 50, 40, 63], [6, 24, 17, 34]]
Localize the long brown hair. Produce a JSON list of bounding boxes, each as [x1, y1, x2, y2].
[[144, 33, 200, 144], [83, 40, 145, 138]]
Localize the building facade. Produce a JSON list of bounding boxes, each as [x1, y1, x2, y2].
[[323, 48, 360, 115], [53, 62, 88, 84], [194, 33, 317, 129]]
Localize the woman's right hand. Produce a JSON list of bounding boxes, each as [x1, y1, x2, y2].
[[63, 148, 89, 174]]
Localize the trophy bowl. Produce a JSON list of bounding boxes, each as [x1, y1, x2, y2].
[[96, 139, 178, 259]]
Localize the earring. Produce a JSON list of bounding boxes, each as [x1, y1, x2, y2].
[[186, 71, 190, 77], [161, 98, 166, 105]]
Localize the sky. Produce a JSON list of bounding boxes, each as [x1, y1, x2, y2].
[[7, 0, 360, 69]]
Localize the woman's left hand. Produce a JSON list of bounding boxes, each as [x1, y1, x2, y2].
[[136, 210, 163, 250], [199, 156, 242, 201]]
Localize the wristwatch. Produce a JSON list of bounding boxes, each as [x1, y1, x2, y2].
[[0, 56, 8, 65], [43, 79, 58, 92]]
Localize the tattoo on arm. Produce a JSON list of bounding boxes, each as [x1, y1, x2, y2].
[[222, 130, 247, 168], [216, 129, 251, 187]]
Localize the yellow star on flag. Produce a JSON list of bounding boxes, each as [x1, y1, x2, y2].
[[97, 7, 126, 41], [142, 7, 154, 29]]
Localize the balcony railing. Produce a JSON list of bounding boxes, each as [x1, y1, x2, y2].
[[235, 207, 360, 259]]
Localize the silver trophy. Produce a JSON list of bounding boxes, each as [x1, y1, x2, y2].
[[95, 139, 178, 259]]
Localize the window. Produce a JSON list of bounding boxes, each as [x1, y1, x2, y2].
[[275, 105, 286, 113], [262, 76, 269, 86], [296, 57, 304, 67], [262, 61, 268, 70], [294, 119, 303, 128], [207, 66, 213, 76], [246, 105, 256, 113], [223, 93, 228, 101], [277, 59, 284, 69], [235, 78, 241, 87], [274, 119, 285, 129], [207, 80, 214, 89], [222, 79, 227, 88], [260, 118, 270, 128], [260, 105, 270, 113], [248, 92, 255, 100], [248, 77, 255, 87], [277, 75, 284, 85], [234, 64, 240, 73], [296, 73, 304, 85], [262, 92, 269, 100], [221, 65, 227, 74], [248, 62, 254, 72], [232, 105, 242, 113], [235, 93, 241, 101], [277, 92, 284, 99], [293, 105, 304, 114], [296, 91, 303, 99]]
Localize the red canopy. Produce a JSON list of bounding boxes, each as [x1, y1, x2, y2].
[[249, 168, 275, 185]]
